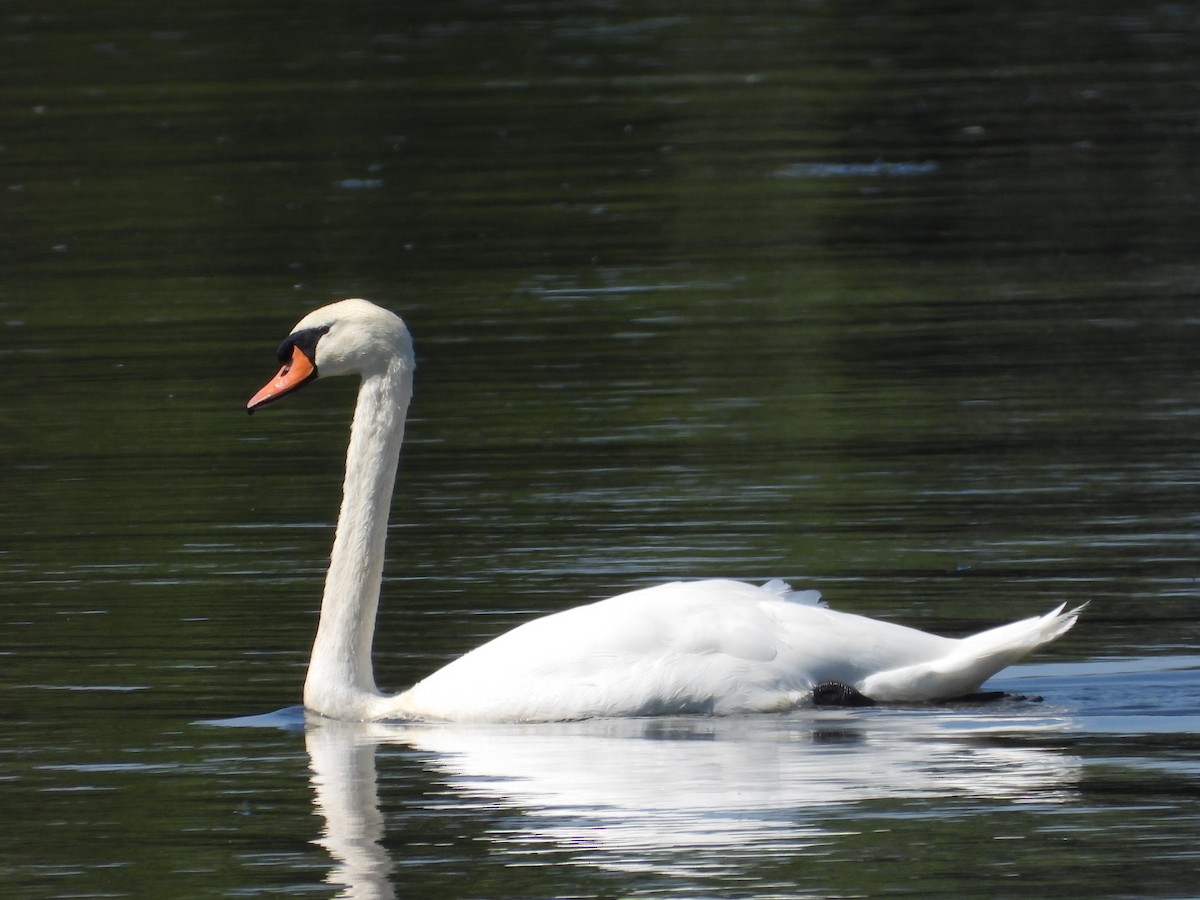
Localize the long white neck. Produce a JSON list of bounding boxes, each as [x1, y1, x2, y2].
[[304, 357, 412, 720]]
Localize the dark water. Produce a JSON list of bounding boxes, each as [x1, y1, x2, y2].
[[4, 2, 1200, 897]]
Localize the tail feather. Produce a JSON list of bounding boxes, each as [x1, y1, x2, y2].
[[959, 602, 1086, 655], [859, 603, 1086, 703]]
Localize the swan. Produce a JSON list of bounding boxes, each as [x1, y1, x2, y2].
[[247, 298, 1083, 723]]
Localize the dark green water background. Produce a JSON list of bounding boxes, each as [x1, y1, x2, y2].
[[4, 2, 1200, 897]]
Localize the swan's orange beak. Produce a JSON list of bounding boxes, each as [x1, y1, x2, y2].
[[247, 345, 318, 414]]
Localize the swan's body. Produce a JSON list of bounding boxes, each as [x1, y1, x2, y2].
[[248, 299, 1083, 723]]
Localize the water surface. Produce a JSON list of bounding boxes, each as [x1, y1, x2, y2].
[[3, 2, 1200, 897]]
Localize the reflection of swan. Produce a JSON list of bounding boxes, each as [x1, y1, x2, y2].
[[304, 709, 1081, 888], [248, 299, 1084, 723], [405, 714, 1080, 879], [404, 708, 1078, 805], [305, 720, 395, 900]]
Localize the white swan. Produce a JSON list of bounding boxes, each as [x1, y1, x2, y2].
[[247, 298, 1083, 723]]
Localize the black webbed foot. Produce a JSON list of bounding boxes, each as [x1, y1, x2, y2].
[[811, 681, 876, 707]]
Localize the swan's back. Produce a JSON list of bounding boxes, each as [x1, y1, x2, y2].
[[388, 579, 963, 722]]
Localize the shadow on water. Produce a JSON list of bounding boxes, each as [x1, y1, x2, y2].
[[996, 655, 1200, 735], [205, 654, 1200, 899]]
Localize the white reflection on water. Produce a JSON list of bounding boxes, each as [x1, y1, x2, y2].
[[307, 724, 395, 900], [303, 706, 1082, 896]]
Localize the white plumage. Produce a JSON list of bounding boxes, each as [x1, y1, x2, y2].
[[247, 299, 1083, 723]]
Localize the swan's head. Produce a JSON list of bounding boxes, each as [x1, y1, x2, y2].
[[247, 298, 413, 413]]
